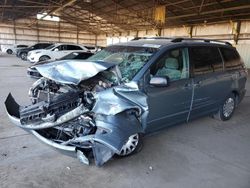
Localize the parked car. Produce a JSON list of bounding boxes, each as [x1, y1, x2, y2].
[[5, 38, 247, 166], [27, 43, 89, 63], [27, 51, 93, 78], [16, 43, 53, 60], [1, 44, 28, 54]]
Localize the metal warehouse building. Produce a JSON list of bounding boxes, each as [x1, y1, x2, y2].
[[0, 1, 250, 188]]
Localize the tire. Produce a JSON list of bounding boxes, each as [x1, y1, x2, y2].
[[116, 133, 143, 157], [213, 93, 236, 121], [6, 49, 13, 54], [39, 55, 50, 62], [20, 52, 27, 60]]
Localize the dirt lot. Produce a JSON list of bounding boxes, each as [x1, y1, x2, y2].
[[0, 53, 250, 188]]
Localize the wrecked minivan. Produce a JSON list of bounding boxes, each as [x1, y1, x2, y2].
[[5, 38, 247, 166]]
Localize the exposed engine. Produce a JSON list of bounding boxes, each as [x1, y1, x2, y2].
[[18, 71, 117, 150], [23, 70, 117, 125]]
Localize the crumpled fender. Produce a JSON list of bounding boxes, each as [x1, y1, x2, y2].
[[93, 112, 143, 153], [92, 82, 148, 129]]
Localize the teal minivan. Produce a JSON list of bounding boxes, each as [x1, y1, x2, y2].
[[5, 38, 247, 166]]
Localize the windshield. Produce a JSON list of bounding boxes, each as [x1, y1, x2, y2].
[[88, 45, 158, 82], [45, 44, 55, 50]]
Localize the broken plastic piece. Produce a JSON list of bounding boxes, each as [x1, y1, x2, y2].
[[76, 150, 89, 165]]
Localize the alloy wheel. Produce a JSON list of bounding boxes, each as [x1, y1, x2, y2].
[[222, 97, 235, 118]]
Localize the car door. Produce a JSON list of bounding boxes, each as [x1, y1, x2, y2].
[[145, 48, 193, 133], [188, 46, 230, 119]]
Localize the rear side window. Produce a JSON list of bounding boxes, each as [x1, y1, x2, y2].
[[189, 46, 223, 76], [17, 45, 28, 48], [33, 44, 40, 48], [56, 45, 67, 51], [220, 48, 242, 70], [76, 53, 93, 59], [39, 43, 51, 48], [85, 46, 96, 50], [67, 45, 83, 50]]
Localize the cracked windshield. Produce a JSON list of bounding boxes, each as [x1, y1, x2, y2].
[[88, 45, 159, 82]]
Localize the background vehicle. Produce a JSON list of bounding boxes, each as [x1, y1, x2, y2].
[[27, 51, 93, 78], [16, 43, 53, 60], [5, 38, 247, 166], [27, 43, 89, 63], [1, 44, 28, 54]]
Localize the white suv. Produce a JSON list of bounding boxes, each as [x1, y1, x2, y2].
[[27, 43, 89, 63], [1, 44, 28, 54]]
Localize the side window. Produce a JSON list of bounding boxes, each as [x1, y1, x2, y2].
[[33, 44, 39, 49], [150, 48, 189, 81], [39, 44, 46, 48], [17, 45, 27, 48], [56, 45, 67, 51], [77, 53, 93, 59], [67, 45, 83, 50], [220, 48, 242, 70], [189, 46, 223, 76]]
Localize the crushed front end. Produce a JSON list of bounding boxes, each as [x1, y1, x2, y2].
[[4, 60, 147, 166]]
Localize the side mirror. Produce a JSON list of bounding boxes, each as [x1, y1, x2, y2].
[[53, 48, 59, 51], [150, 76, 169, 87]]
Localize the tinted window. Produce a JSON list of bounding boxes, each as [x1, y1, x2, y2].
[[45, 44, 55, 50], [220, 47, 242, 70], [33, 43, 44, 49], [17, 45, 28, 48], [189, 46, 223, 76], [76, 52, 93, 59], [150, 48, 189, 81], [39, 43, 52, 48], [85, 46, 96, 50], [67, 45, 82, 50], [56, 45, 67, 51]]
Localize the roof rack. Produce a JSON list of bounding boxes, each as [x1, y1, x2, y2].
[[171, 37, 232, 46], [131, 37, 172, 41]]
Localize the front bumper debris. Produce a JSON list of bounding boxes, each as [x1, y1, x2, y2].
[[4, 92, 144, 166]]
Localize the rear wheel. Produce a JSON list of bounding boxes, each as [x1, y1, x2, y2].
[[7, 49, 13, 54], [39, 55, 50, 62], [213, 93, 236, 121], [117, 133, 142, 157], [20, 52, 27, 60]]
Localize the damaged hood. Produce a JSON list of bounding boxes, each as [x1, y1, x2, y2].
[[35, 60, 114, 85]]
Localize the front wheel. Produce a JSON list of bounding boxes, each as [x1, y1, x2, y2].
[[20, 52, 27, 60], [213, 94, 236, 121], [7, 49, 13, 54], [117, 133, 142, 157], [39, 55, 50, 62]]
